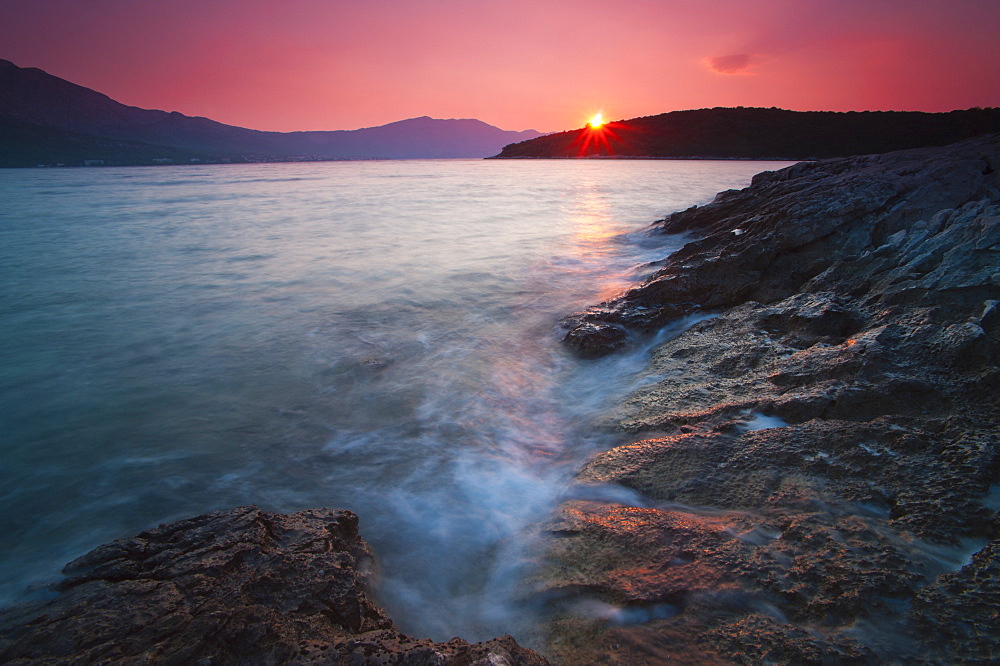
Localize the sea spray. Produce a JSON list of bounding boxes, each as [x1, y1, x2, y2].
[[0, 158, 792, 644]]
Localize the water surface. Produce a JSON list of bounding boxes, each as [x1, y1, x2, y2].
[[0, 158, 790, 643]]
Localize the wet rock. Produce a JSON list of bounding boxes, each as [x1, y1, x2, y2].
[[0, 506, 548, 665], [562, 320, 628, 358], [537, 501, 881, 664], [704, 615, 873, 665], [565, 135, 1000, 335], [910, 534, 1000, 663], [546, 136, 1000, 662], [540, 501, 751, 607]]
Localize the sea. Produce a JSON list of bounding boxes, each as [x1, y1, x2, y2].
[[0, 158, 791, 645]]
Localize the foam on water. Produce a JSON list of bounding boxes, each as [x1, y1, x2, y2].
[[0, 158, 791, 644], [572, 599, 680, 626], [738, 413, 790, 431]]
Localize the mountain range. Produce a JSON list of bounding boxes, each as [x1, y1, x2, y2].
[[493, 106, 1000, 160], [0, 59, 544, 167], [6, 57, 999, 168]]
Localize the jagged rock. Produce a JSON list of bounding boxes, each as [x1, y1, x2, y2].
[[0, 506, 548, 665], [545, 136, 1000, 663], [566, 135, 1000, 334]]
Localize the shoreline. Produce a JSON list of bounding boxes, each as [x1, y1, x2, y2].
[[486, 155, 802, 161], [547, 133, 1000, 663]]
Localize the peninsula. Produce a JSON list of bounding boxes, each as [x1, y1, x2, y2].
[[493, 107, 1000, 160]]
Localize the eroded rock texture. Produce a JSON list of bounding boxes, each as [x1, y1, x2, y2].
[[0, 506, 548, 665], [550, 136, 1000, 664]]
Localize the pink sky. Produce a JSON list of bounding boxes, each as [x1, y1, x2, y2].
[[1, 0, 998, 133]]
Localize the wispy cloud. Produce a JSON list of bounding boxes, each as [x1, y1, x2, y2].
[[705, 53, 756, 74]]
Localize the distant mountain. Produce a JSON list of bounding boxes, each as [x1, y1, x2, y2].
[[492, 107, 1000, 160], [0, 59, 544, 166], [281, 116, 545, 159]]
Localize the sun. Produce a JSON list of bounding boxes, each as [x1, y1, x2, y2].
[[588, 112, 604, 129]]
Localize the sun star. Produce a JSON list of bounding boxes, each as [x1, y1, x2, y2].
[[588, 113, 604, 129]]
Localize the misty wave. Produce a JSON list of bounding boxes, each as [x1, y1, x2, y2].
[[0, 158, 791, 645]]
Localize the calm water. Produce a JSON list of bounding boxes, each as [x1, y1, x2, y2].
[[0, 158, 789, 643]]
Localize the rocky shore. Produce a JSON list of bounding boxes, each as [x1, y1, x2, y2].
[[2, 136, 997, 664], [0, 506, 547, 664], [551, 134, 1000, 663]]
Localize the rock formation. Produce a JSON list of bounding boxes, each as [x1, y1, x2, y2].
[[549, 135, 1000, 663], [0, 506, 547, 665]]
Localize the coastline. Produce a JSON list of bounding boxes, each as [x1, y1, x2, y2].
[[547, 133, 1000, 663], [2, 135, 998, 663]]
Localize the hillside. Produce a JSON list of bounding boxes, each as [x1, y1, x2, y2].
[[492, 106, 1000, 160], [0, 116, 227, 167], [0, 59, 543, 166]]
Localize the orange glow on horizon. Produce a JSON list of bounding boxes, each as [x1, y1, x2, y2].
[[1, 2, 999, 132], [573, 120, 629, 157], [588, 112, 604, 128]]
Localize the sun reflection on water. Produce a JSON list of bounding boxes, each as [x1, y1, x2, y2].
[[566, 184, 639, 302]]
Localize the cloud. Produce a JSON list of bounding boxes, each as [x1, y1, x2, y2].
[[705, 53, 756, 74]]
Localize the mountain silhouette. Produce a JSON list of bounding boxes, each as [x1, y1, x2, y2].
[[0, 59, 543, 166]]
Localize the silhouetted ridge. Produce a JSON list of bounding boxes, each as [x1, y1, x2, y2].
[[492, 107, 1000, 160], [0, 58, 543, 166]]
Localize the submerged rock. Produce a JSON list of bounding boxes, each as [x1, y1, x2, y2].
[[0, 506, 548, 665], [547, 135, 1000, 663]]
